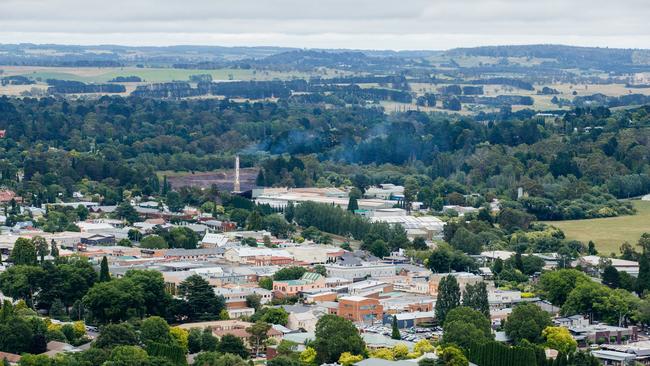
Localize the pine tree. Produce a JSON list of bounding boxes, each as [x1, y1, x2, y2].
[[49, 299, 66, 320], [10, 238, 37, 265], [99, 256, 111, 282], [514, 252, 524, 272], [246, 211, 264, 230], [347, 196, 359, 212], [493, 258, 504, 274], [588, 241, 598, 255], [0, 300, 14, 322], [33, 236, 48, 263], [462, 282, 490, 318], [434, 275, 461, 324], [256, 170, 266, 187], [284, 201, 295, 223], [391, 315, 401, 340], [50, 239, 59, 258], [637, 252, 650, 294], [602, 265, 620, 288], [151, 175, 160, 194], [162, 175, 170, 194], [70, 300, 84, 321]]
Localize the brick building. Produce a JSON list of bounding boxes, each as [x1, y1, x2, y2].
[[337, 296, 383, 323]]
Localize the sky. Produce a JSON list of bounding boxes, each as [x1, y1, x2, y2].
[[1, 0, 650, 50]]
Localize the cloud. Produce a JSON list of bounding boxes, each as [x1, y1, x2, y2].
[[0, 0, 649, 49]]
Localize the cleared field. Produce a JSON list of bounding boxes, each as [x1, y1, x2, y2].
[[0, 65, 317, 83], [542, 200, 650, 255]]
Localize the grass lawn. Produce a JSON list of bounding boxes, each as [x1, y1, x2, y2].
[[542, 200, 650, 255]]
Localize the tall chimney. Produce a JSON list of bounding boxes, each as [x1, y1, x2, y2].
[[234, 155, 241, 192]]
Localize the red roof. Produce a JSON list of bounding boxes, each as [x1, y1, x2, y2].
[[0, 190, 16, 203], [0, 351, 21, 363]]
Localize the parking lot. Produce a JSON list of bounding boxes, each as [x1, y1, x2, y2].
[[359, 324, 441, 342]]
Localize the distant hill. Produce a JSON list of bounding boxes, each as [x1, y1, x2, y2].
[[446, 44, 650, 71], [1, 43, 650, 73]]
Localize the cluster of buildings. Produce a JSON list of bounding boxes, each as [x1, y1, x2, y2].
[[2, 184, 646, 366], [252, 186, 448, 240]]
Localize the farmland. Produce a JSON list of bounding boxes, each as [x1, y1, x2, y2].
[[0, 65, 323, 83], [542, 200, 650, 255]]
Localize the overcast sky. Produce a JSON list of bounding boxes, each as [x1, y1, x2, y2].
[[1, 0, 649, 50]]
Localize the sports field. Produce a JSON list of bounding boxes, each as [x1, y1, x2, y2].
[[542, 200, 650, 255]]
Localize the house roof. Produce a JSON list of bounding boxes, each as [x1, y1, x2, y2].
[[229, 247, 292, 258], [393, 311, 435, 321], [355, 359, 417, 366], [340, 295, 372, 302], [580, 255, 638, 267], [300, 272, 323, 282], [164, 248, 225, 257], [202, 233, 229, 246], [0, 351, 21, 363], [591, 350, 636, 361], [361, 333, 416, 350], [91, 205, 117, 213]]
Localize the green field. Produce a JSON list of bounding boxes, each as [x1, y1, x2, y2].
[[3, 66, 317, 83], [542, 200, 650, 255]]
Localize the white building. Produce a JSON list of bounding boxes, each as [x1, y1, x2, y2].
[[577, 255, 639, 277], [201, 233, 229, 248], [443, 205, 479, 216], [324, 263, 397, 280], [253, 187, 394, 212], [223, 247, 293, 264], [364, 184, 404, 200], [228, 308, 255, 319], [75, 221, 116, 233], [283, 245, 344, 264], [369, 215, 444, 240]]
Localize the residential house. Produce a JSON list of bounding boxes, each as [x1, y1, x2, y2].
[[0, 189, 22, 204], [177, 320, 282, 350], [0, 351, 21, 365], [281, 304, 330, 332]]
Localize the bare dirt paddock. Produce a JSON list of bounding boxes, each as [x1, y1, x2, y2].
[[164, 168, 259, 192]]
